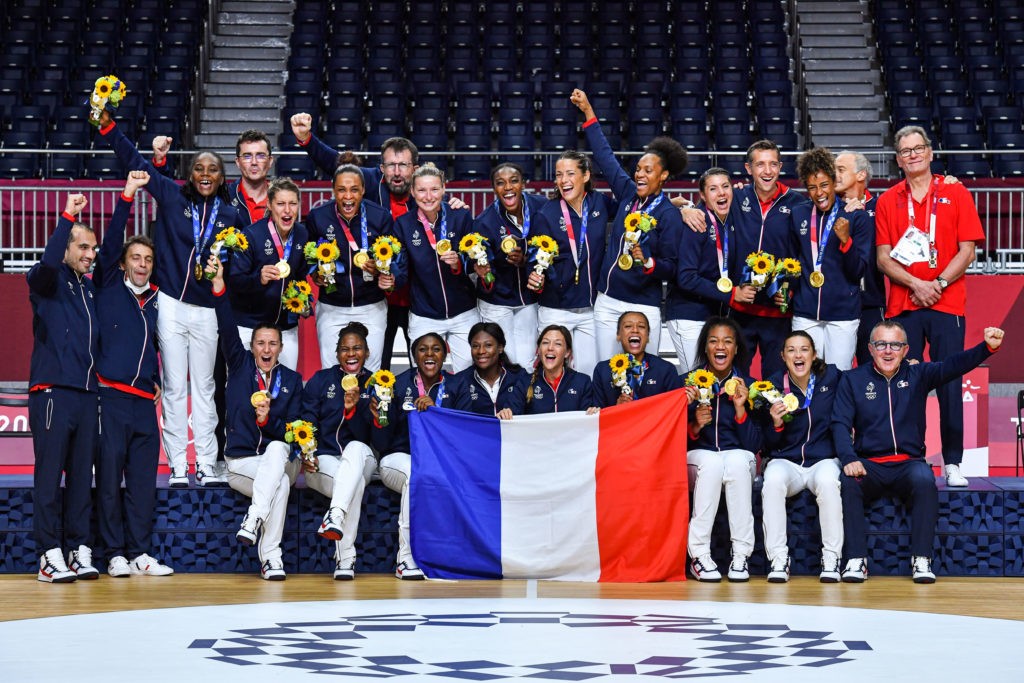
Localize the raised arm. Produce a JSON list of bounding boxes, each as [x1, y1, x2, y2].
[[27, 194, 88, 296], [96, 171, 150, 285], [207, 253, 249, 371], [291, 112, 344, 176], [150, 135, 178, 179], [96, 109, 180, 205], [572, 89, 636, 202], [922, 330, 1002, 390]]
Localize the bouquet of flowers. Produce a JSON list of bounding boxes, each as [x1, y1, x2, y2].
[[528, 235, 559, 275], [458, 232, 495, 284], [284, 419, 318, 470], [620, 211, 658, 269], [773, 257, 802, 313], [282, 280, 313, 317], [205, 227, 249, 279], [609, 353, 638, 395], [372, 235, 401, 276], [684, 369, 716, 406], [367, 369, 397, 427], [747, 379, 794, 414], [304, 239, 341, 294], [88, 74, 127, 126], [743, 251, 777, 289]]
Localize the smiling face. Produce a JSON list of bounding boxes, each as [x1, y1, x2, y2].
[[803, 171, 836, 214], [555, 158, 590, 205], [235, 140, 272, 184], [336, 332, 368, 375], [706, 324, 738, 375], [634, 152, 669, 199], [538, 329, 570, 374], [745, 148, 781, 197], [782, 335, 816, 380], [120, 242, 154, 287], [492, 167, 525, 214], [333, 171, 364, 221], [414, 336, 446, 381], [617, 313, 650, 358], [895, 132, 934, 179], [65, 226, 97, 275], [269, 189, 299, 233], [380, 147, 416, 198], [412, 174, 444, 217], [251, 327, 283, 373], [834, 152, 862, 198], [700, 172, 733, 221], [191, 153, 224, 197], [471, 331, 503, 373], [869, 325, 909, 376]]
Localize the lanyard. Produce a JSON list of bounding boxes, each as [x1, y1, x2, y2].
[[784, 371, 816, 410], [255, 367, 282, 399], [627, 358, 648, 394], [415, 372, 445, 408], [417, 205, 448, 250], [496, 196, 531, 239], [192, 198, 220, 266], [560, 197, 589, 284], [267, 219, 293, 262], [906, 177, 940, 268], [708, 209, 728, 280], [632, 192, 664, 214], [335, 202, 369, 254], [809, 201, 840, 272]]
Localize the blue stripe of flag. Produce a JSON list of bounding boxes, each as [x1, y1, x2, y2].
[[409, 407, 503, 579]]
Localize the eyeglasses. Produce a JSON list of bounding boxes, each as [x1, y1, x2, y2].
[[338, 346, 366, 354], [239, 153, 269, 162], [381, 162, 413, 171], [869, 341, 908, 351], [897, 144, 929, 158]]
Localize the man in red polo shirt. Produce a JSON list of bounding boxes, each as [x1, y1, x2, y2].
[[875, 126, 984, 487]]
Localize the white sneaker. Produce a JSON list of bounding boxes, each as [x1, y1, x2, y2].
[[689, 554, 722, 582], [767, 554, 790, 583], [107, 555, 131, 577], [944, 464, 968, 487], [196, 463, 226, 487], [168, 466, 189, 488], [395, 560, 425, 580], [67, 545, 99, 580], [912, 555, 936, 583], [130, 553, 174, 576], [318, 507, 344, 541], [260, 558, 286, 580], [819, 552, 841, 583], [842, 557, 868, 583], [38, 548, 76, 583], [237, 506, 263, 546], [727, 554, 750, 582], [334, 558, 355, 581]]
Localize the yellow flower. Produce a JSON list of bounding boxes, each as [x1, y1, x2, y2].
[[293, 423, 314, 445], [296, 281, 311, 295], [387, 236, 402, 253], [96, 79, 112, 97], [237, 234, 248, 250], [537, 235, 557, 253], [284, 297, 304, 313], [459, 233, 480, 252], [375, 241, 394, 261], [317, 241, 339, 261], [783, 258, 801, 275], [624, 212, 642, 231], [373, 369, 396, 388], [752, 381, 774, 393], [688, 369, 715, 389], [609, 353, 631, 373]]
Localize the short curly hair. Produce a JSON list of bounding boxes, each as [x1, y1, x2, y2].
[[796, 146, 836, 183]]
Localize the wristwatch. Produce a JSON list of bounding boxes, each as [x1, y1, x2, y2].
[[936, 276, 949, 290]]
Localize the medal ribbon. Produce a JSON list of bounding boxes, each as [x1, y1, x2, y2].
[[632, 192, 665, 214], [495, 196, 531, 240], [906, 176, 940, 267], [256, 367, 282, 399], [335, 203, 369, 254], [559, 197, 589, 280], [417, 205, 448, 250], [415, 372, 445, 408], [809, 201, 839, 274], [192, 198, 221, 268], [267, 218, 293, 262], [783, 371, 816, 410], [627, 358, 648, 395], [708, 209, 729, 281]]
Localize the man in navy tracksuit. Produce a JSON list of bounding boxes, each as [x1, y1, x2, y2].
[[27, 193, 100, 583], [831, 319, 1003, 583], [730, 140, 808, 379], [93, 171, 174, 578]]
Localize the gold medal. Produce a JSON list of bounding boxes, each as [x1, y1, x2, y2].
[[809, 270, 825, 288], [194, 262, 204, 281], [717, 277, 733, 293], [782, 393, 800, 412], [276, 260, 291, 279], [250, 391, 268, 407], [353, 250, 370, 269], [341, 374, 359, 392], [617, 253, 634, 270], [500, 236, 518, 254], [723, 378, 739, 396], [435, 238, 452, 255]]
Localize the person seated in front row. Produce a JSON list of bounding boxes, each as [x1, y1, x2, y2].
[[592, 311, 680, 408], [206, 254, 304, 581], [684, 317, 761, 583], [452, 322, 527, 419], [758, 331, 844, 584], [371, 332, 459, 580], [523, 325, 599, 415], [301, 322, 376, 580], [832, 320, 1004, 584]]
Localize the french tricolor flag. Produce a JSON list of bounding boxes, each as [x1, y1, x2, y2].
[[408, 389, 690, 582]]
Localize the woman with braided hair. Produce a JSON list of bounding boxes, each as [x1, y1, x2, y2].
[[523, 325, 598, 415]]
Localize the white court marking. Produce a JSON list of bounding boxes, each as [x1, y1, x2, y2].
[[1, 598, 1022, 680]]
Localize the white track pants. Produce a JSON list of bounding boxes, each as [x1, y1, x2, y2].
[[304, 441, 376, 564], [687, 448, 756, 558], [226, 441, 299, 563], [761, 457, 843, 562], [378, 451, 413, 566], [666, 318, 704, 374]]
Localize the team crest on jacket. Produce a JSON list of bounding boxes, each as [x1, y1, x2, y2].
[[412, 230, 422, 247], [897, 380, 909, 388], [558, 216, 568, 231], [741, 196, 752, 212], [326, 383, 336, 399], [779, 206, 791, 214], [264, 239, 274, 256], [568, 387, 577, 394], [592, 210, 601, 218], [183, 207, 192, 218], [533, 387, 544, 399], [819, 385, 828, 392], [232, 198, 240, 207], [865, 381, 876, 400], [800, 220, 808, 235]]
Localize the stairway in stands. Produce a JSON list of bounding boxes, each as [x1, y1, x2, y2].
[[195, 0, 295, 151], [796, 0, 890, 154]]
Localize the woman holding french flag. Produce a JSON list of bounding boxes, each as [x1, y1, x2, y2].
[[523, 325, 598, 414], [452, 322, 528, 418]]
